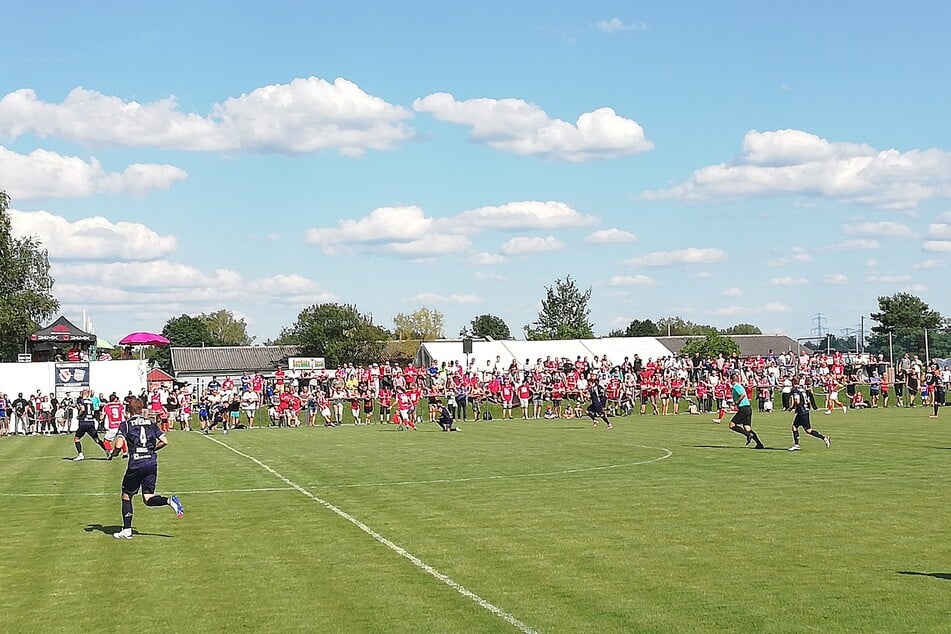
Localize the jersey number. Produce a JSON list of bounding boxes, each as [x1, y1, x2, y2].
[[139, 426, 148, 447]]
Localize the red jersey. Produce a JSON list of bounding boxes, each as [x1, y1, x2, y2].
[[517, 385, 531, 399], [103, 402, 124, 429], [501, 385, 515, 402]]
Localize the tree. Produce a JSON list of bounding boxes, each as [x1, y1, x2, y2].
[[524, 276, 595, 340], [151, 314, 213, 370], [460, 313, 512, 340], [393, 307, 445, 341], [680, 331, 740, 358], [0, 191, 59, 361], [656, 316, 716, 336], [275, 303, 388, 368], [721, 323, 762, 335], [622, 318, 660, 337], [199, 309, 254, 346], [867, 292, 944, 359]]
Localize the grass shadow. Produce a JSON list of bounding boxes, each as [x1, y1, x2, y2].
[[691, 445, 786, 451], [85, 523, 172, 538], [897, 571, 951, 580]]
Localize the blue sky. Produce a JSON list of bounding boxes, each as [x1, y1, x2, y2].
[[2, 1, 950, 344]]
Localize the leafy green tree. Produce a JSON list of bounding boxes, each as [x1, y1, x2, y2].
[[275, 303, 388, 367], [721, 323, 762, 335], [0, 191, 59, 361], [460, 313, 512, 340], [622, 318, 660, 337], [151, 314, 213, 370], [680, 331, 740, 358], [393, 307, 445, 340], [199, 309, 254, 346], [867, 292, 944, 358], [656, 316, 716, 336], [524, 276, 595, 340]]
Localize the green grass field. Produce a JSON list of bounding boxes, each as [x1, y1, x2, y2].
[[1, 405, 948, 633]]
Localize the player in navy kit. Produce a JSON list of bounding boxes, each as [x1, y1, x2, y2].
[[110, 397, 183, 539], [586, 382, 613, 429], [72, 390, 109, 461], [787, 378, 831, 451]]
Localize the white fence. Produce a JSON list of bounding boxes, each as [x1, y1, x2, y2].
[[0, 359, 148, 398]]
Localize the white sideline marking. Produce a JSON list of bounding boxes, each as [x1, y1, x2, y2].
[[203, 434, 538, 634], [0, 487, 295, 498], [317, 445, 673, 489]]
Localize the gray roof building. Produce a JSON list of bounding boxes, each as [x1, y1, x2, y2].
[[170, 345, 302, 380], [656, 334, 799, 358]]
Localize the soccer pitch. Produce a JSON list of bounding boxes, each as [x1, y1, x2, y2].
[[0, 407, 948, 632]]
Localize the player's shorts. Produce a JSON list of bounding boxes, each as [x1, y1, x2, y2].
[[379, 405, 391, 416], [230, 411, 241, 420], [828, 391, 838, 401], [640, 395, 650, 404], [122, 465, 157, 496], [321, 407, 332, 419], [792, 413, 811, 429], [105, 427, 121, 442], [519, 398, 529, 408], [398, 409, 411, 421], [552, 398, 561, 407], [731, 405, 753, 427], [587, 403, 604, 416], [74, 421, 98, 439]]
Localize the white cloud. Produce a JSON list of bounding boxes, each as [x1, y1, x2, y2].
[[474, 271, 508, 281], [499, 235, 564, 255], [866, 273, 911, 283], [387, 234, 472, 257], [0, 146, 186, 200], [626, 247, 726, 267], [822, 273, 849, 285], [843, 221, 914, 237], [307, 205, 431, 246], [609, 274, 657, 287], [922, 240, 951, 252], [413, 92, 653, 162], [722, 287, 743, 297], [586, 228, 638, 244], [10, 209, 177, 261], [643, 128, 951, 209], [453, 200, 596, 230], [469, 251, 506, 265], [914, 259, 945, 269], [833, 239, 881, 250], [770, 276, 809, 287], [0, 79, 413, 156], [927, 223, 951, 239], [711, 306, 749, 316], [766, 246, 812, 266], [694, 271, 713, 279], [407, 293, 481, 305], [763, 302, 792, 313], [903, 283, 928, 293], [866, 258, 878, 267], [595, 18, 648, 33]]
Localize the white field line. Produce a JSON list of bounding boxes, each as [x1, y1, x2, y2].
[[0, 487, 295, 498], [203, 434, 538, 634]]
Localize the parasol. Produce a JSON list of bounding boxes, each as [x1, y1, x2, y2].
[[119, 332, 171, 346]]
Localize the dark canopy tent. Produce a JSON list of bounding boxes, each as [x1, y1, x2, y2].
[[27, 316, 97, 359]]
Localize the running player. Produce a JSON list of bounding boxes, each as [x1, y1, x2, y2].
[[728, 372, 764, 449], [586, 382, 613, 429], [72, 390, 109, 461], [102, 394, 126, 459], [111, 397, 184, 539], [928, 366, 946, 418], [788, 378, 831, 451]]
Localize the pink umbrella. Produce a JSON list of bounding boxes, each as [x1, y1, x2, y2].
[[119, 332, 171, 346]]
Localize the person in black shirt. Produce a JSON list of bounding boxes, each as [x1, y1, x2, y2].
[[10, 393, 29, 435], [586, 383, 613, 429], [788, 379, 831, 451], [928, 367, 946, 418], [72, 390, 108, 461], [111, 397, 183, 539], [436, 402, 458, 432]]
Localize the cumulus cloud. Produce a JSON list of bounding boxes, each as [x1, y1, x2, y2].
[[453, 200, 597, 230], [407, 293, 481, 305], [903, 283, 928, 293], [0, 78, 413, 156], [833, 239, 881, 250], [609, 274, 657, 287], [306, 206, 434, 254], [722, 287, 743, 297], [469, 251, 506, 265], [922, 240, 951, 252], [843, 221, 914, 238], [586, 228, 637, 244], [763, 302, 792, 313], [927, 223, 951, 239], [387, 234, 472, 257], [626, 247, 726, 267], [0, 146, 186, 200], [866, 273, 911, 284], [766, 246, 812, 266], [711, 306, 750, 316], [595, 18, 648, 32], [914, 259, 945, 269], [822, 273, 849, 285], [500, 235, 564, 255], [10, 209, 177, 261], [413, 92, 653, 162], [643, 129, 951, 209], [770, 276, 809, 287]]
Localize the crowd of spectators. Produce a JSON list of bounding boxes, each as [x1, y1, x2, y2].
[[2, 349, 948, 436]]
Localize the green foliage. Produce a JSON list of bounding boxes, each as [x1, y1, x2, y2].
[[275, 302, 388, 367], [656, 316, 717, 336], [0, 191, 60, 361], [622, 318, 660, 337], [199, 309, 254, 346], [393, 307, 445, 341], [679, 331, 740, 358], [721, 323, 762, 335], [867, 292, 946, 358], [152, 314, 213, 370], [460, 313, 512, 340], [524, 276, 595, 340]]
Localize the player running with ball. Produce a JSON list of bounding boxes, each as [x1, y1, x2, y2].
[[728, 372, 764, 449], [788, 378, 831, 451]]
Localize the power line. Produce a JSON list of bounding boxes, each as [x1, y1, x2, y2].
[[811, 313, 827, 337]]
